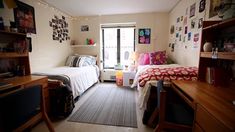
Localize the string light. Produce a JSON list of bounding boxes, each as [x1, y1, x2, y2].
[[36, 0, 77, 20]]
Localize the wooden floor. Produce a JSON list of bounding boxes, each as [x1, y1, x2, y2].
[[32, 83, 153, 132]]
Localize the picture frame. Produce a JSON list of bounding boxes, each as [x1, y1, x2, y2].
[[81, 25, 89, 31], [138, 28, 151, 44], [190, 3, 196, 18], [13, 0, 36, 34]]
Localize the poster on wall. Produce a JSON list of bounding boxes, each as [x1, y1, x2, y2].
[[209, 0, 221, 18], [199, 0, 206, 13], [13, 0, 36, 34], [193, 33, 200, 48], [138, 28, 151, 44], [198, 18, 203, 28], [190, 3, 196, 18]]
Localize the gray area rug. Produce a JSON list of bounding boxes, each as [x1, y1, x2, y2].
[[68, 85, 137, 128]]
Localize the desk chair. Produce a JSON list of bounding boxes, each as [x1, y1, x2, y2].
[[0, 85, 54, 132], [150, 80, 193, 132]]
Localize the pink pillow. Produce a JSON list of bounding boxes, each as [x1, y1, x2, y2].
[[138, 53, 150, 65], [150, 51, 166, 65]]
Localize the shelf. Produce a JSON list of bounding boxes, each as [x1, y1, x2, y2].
[[203, 17, 235, 31], [0, 52, 28, 58], [200, 52, 235, 60], [71, 43, 96, 47], [0, 30, 26, 36]]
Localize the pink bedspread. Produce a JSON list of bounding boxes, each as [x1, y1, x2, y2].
[[138, 67, 198, 87]]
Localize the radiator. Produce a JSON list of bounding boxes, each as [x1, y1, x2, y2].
[[101, 69, 116, 82]]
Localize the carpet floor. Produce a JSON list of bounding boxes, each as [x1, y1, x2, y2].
[[68, 85, 137, 128]]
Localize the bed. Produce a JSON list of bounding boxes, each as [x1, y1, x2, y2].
[[131, 51, 198, 109], [33, 55, 99, 99]]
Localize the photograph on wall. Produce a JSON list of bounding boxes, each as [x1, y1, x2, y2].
[[199, 0, 206, 12], [13, 0, 36, 33], [209, 0, 221, 18], [198, 18, 203, 28], [81, 25, 89, 31], [190, 3, 196, 18], [185, 26, 188, 34], [188, 32, 192, 41], [138, 28, 151, 44], [170, 25, 175, 34], [193, 33, 200, 48], [191, 18, 196, 29]]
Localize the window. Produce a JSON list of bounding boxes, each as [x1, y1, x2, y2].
[[102, 26, 135, 69]]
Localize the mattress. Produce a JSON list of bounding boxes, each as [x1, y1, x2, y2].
[[33, 65, 99, 99]]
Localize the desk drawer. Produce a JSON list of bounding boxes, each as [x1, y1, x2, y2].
[[196, 104, 229, 132]]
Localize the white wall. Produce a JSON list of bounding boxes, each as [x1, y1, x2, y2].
[[167, 0, 221, 67], [0, 0, 74, 72], [72, 13, 169, 67]]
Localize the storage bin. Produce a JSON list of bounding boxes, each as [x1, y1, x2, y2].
[[116, 70, 123, 86]]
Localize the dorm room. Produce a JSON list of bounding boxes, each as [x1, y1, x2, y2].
[[0, 0, 235, 132]]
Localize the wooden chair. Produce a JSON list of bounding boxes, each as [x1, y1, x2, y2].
[[149, 80, 194, 132], [0, 85, 55, 132]]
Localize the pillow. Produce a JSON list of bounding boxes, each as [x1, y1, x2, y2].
[[65, 55, 77, 66], [150, 51, 167, 65], [66, 55, 96, 67], [138, 53, 150, 65], [77, 56, 96, 67]]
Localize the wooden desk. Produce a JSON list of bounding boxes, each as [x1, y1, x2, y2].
[[0, 75, 50, 130], [172, 80, 235, 132]]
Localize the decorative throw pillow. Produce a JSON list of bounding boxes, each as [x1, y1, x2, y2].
[[150, 51, 167, 65], [65, 55, 77, 66], [138, 53, 150, 65]]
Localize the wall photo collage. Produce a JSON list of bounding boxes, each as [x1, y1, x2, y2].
[[49, 15, 70, 43], [169, 0, 206, 52]]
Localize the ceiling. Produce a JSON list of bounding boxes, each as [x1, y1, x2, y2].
[[43, 0, 180, 16]]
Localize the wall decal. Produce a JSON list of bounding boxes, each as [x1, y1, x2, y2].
[[49, 15, 70, 43], [81, 25, 89, 31], [190, 3, 196, 18], [199, 0, 206, 12], [13, 0, 36, 34], [198, 18, 203, 29], [138, 28, 151, 44]]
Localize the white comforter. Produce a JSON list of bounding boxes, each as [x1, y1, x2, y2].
[[132, 64, 180, 109], [34, 65, 99, 98]]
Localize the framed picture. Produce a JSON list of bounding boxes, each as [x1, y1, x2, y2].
[[81, 25, 89, 31], [190, 3, 196, 18], [13, 0, 36, 34], [138, 28, 151, 44]]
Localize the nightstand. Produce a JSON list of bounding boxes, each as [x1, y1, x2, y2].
[[123, 71, 136, 87]]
